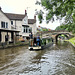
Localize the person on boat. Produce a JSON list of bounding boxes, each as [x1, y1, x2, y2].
[[29, 32, 33, 46], [36, 35, 40, 46], [29, 32, 33, 39], [34, 37, 37, 46]]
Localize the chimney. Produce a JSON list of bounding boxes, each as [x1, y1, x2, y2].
[[34, 15, 36, 20], [25, 10, 27, 16]]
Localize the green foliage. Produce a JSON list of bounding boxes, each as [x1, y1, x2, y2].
[[55, 24, 67, 31], [36, 0, 75, 33], [36, 0, 75, 24], [37, 26, 49, 32], [69, 37, 75, 46], [55, 23, 75, 33], [38, 10, 43, 23], [41, 28, 49, 31]]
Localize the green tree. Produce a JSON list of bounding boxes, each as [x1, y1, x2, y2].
[[36, 0, 75, 33], [55, 24, 75, 33], [38, 10, 44, 23], [36, 0, 75, 24]]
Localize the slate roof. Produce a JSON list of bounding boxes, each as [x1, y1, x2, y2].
[[28, 19, 36, 24], [5, 13, 25, 20], [4, 13, 36, 24]]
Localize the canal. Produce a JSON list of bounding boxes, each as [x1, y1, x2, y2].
[[0, 42, 75, 75]]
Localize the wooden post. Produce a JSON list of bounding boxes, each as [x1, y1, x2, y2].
[[14, 32, 16, 45]]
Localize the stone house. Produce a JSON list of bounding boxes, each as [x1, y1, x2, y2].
[[0, 7, 37, 44]]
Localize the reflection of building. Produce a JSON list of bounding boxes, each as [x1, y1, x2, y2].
[[0, 7, 37, 44]]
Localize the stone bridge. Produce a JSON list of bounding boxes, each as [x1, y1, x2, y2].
[[37, 30, 74, 43]]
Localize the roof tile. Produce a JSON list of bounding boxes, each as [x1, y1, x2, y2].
[[5, 13, 25, 20], [4, 13, 36, 24]]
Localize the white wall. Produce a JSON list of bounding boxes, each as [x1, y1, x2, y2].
[[11, 20, 16, 30], [16, 20, 22, 35], [0, 10, 11, 30], [22, 16, 28, 25], [1, 32, 7, 42], [29, 23, 37, 35]]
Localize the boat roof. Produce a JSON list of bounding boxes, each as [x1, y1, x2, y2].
[[33, 36, 52, 39], [42, 36, 52, 39]]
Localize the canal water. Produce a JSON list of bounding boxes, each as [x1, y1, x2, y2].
[[0, 42, 75, 75]]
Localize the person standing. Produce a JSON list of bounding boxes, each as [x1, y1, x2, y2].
[[36, 35, 40, 46], [29, 32, 33, 46]]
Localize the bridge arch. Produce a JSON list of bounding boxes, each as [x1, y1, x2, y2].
[[55, 33, 69, 43]]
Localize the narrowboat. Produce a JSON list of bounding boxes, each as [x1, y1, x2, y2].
[[28, 36, 53, 50]]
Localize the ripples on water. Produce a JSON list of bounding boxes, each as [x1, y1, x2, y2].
[[0, 42, 75, 75]]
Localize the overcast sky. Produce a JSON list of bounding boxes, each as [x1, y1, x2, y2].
[[0, 0, 61, 30]]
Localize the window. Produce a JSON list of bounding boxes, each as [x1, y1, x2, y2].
[[29, 28, 32, 33], [1, 21, 5, 28], [6, 22, 8, 28], [22, 25, 31, 33], [1, 21, 8, 28], [24, 28, 25, 32], [11, 21, 13, 25], [26, 27, 28, 33]]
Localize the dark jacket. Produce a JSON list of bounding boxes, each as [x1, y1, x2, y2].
[[29, 33, 33, 39]]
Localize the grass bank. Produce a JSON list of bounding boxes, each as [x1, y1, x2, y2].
[[66, 37, 75, 47]]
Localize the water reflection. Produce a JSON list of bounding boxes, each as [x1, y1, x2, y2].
[[0, 42, 75, 75]]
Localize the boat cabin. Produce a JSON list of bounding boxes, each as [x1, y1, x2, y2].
[[29, 36, 53, 50]]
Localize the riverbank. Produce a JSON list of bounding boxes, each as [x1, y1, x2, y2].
[[65, 37, 75, 47], [0, 41, 29, 49]]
